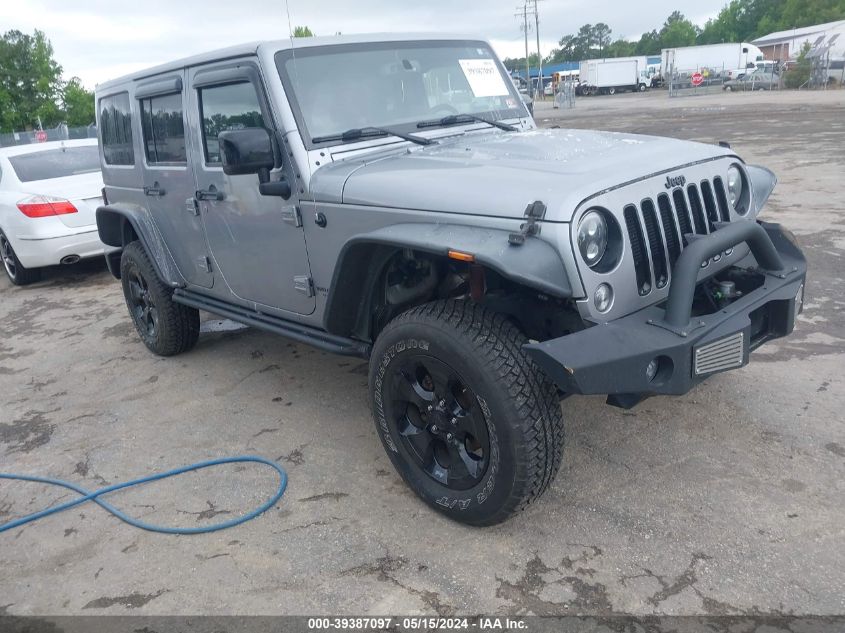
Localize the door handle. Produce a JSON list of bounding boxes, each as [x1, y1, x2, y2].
[[143, 182, 166, 197], [196, 186, 225, 201]]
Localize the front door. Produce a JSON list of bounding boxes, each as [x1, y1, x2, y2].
[[136, 72, 213, 287], [186, 62, 315, 315]]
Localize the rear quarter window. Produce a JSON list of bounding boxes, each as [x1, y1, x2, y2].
[[8, 146, 101, 183], [99, 92, 135, 165]]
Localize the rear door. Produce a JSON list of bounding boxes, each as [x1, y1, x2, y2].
[[186, 61, 315, 314], [135, 72, 213, 288]]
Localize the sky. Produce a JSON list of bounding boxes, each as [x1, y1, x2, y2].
[[1, 0, 724, 88]]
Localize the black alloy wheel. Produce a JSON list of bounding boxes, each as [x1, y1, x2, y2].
[[391, 355, 490, 490], [126, 267, 159, 339]]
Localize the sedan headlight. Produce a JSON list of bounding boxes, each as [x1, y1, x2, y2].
[[577, 210, 608, 267]]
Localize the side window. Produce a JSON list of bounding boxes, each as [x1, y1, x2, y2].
[[99, 93, 134, 166], [140, 93, 187, 164], [199, 82, 265, 165]]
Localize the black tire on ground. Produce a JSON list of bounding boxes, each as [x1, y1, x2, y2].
[[369, 299, 564, 526], [0, 230, 41, 286], [608, 87, 616, 95], [120, 241, 199, 356], [639, 83, 647, 92]]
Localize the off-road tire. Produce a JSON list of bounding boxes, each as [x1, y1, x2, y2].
[[369, 299, 564, 526], [120, 241, 199, 356], [0, 230, 41, 286]]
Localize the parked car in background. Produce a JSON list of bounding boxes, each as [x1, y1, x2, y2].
[[723, 69, 780, 91], [0, 139, 108, 285]]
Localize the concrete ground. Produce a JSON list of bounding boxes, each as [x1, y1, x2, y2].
[[1, 89, 843, 617]]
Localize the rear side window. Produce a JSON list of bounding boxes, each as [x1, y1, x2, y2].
[[140, 93, 187, 164], [99, 93, 134, 166], [199, 82, 265, 164], [8, 146, 101, 182]]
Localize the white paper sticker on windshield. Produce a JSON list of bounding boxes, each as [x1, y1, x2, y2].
[[458, 59, 509, 97]]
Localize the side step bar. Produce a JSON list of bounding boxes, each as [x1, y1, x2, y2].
[[173, 289, 371, 359]]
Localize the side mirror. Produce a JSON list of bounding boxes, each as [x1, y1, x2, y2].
[[218, 128, 276, 176]]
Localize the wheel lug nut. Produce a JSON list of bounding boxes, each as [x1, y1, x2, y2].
[[427, 405, 433, 412], [431, 425, 438, 434], [446, 433, 453, 441], [439, 399, 446, 407], [450, 417, 457, 425]]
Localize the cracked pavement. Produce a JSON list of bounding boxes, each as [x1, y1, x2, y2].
[[0, 90, 843, 616]]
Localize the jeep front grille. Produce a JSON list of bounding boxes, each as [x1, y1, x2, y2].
[[694, 332, 745, 375], [623, 177, 731, 296]]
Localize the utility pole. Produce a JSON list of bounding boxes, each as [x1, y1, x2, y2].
[[516, 3, 532, 96], [532, 0, 543, 100]]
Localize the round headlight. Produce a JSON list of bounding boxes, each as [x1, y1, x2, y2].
[[578, 210, 608, 267], [727, 165, 745, 211]]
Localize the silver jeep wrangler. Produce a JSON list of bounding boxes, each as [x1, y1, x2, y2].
[[95, 34, 806, 525]]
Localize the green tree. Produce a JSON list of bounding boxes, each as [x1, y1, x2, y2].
[[635, 30, 662, 55], [0, 29, 63, 132], [659, 11, 700, 48], [62, 77, 94, 127], [594, 23, 612, 56], [783, 42, 812, 87], [292, 26, 314, 37]]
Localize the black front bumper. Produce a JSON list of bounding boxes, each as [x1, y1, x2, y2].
[[524, 222, 806, 404]]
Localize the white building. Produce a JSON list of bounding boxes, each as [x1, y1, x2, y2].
[[752, 20, 845, 62]]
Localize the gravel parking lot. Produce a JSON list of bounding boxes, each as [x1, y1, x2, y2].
[[1, 89, 843, 617]]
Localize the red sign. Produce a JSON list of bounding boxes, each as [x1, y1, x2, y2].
[[691, 72, 704, 87], [35, 130, 47, 143]]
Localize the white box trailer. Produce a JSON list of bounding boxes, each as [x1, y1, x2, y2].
[[578, 58, 648, 95], [661, 42, 765, 81]]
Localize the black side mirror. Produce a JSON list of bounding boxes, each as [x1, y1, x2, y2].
[[219, 128, 276, 176]]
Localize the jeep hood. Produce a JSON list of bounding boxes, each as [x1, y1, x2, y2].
[[312, 129, 733, 223]]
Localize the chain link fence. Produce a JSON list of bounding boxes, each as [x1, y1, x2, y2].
[[553, 80, 577, 109], [0, 124, 97, 148], [668, 65, 783, 97]]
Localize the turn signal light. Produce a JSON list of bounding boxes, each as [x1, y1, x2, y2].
[[448, 250, 475, 262], [17, 195, 78, 218]]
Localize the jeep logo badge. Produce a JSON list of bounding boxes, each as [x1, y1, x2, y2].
[[665, 175, 687, 189]]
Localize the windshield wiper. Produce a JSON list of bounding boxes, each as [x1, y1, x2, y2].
[[311, 126, 433, 146], [416, 114, 517, 132]]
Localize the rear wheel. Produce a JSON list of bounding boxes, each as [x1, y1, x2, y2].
[[608, 87, 616, 95], [120, 241, 199, 356], [0, 230, 41, 286], [369, 300, 564, 526]]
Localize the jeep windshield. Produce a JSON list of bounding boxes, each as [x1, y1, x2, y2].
[[275, 40, 526, 149]]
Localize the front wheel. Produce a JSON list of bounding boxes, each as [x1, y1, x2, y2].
[[369, 300, 564, 526], [120, 241, 199, 356]]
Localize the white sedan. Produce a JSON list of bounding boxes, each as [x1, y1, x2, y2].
[[0, 138, 109, 285]]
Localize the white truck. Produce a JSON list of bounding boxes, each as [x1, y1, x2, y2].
[[660, 43, 765, 83], [578, 58, 649, 95]]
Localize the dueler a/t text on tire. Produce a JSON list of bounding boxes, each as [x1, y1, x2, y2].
[[369, 300, 564, 526], [120, 241, 200, 356]]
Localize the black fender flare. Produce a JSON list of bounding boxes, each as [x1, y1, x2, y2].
[[95, 203, 184, 286], [324, 223, 572, 338]]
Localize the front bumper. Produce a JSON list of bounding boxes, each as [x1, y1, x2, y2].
[[524, 222, 806, 404]]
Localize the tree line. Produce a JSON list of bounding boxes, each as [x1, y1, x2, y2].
[[504, 0, 845, 69], [0, 30, 95, 134]]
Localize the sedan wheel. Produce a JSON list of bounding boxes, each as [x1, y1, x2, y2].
[[0, 230, 41, 286]]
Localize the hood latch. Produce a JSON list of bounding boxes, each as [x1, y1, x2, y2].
[[509, 200, 547, 246]]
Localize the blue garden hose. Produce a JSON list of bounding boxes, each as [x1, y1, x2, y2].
[[0, 456, 287, 535]]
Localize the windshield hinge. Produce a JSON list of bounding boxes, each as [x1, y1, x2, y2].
[[508, 201, 547, 246]]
